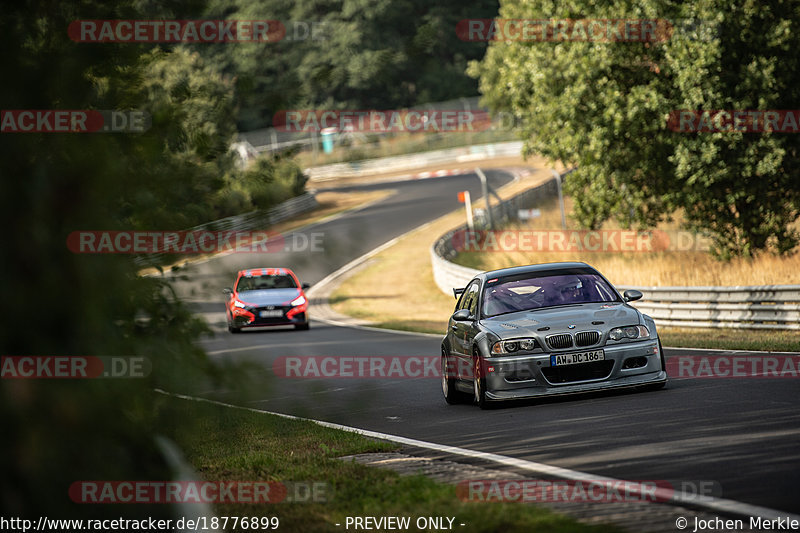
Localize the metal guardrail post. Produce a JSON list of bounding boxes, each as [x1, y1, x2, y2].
[[475, 167, 494, 230], [550, 167, 576, 230]]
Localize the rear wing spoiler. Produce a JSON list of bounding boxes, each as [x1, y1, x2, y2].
[[453, 287, 465, 299]]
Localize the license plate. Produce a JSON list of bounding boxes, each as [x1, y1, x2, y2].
[[259, 310, 283, 318], [550, 350, 605, 366]]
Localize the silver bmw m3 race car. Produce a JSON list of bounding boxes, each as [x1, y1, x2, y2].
[[441, 262, 667, 408]]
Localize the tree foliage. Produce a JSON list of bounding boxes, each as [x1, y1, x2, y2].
[[201, 0, 499, 130], [0, 0, 231, 517], [472, 0, 800, 258]]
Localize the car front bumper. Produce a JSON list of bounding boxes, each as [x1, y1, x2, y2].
[[232, 311, 308, 328], [482, 339, 666, 401]]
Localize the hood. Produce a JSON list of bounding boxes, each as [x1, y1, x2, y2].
[[481, 302, 641, 338], [236, 288, 301, 306]]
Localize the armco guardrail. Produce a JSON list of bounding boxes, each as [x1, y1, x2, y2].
[[617, 285, 800, 330], [306, 141, 523, 182], [430, 177, 800, 330], [432, 248, 800, 330], [195, 192, 317, 232], [135, 192, 317, 267], [431, 228, 483, 296]]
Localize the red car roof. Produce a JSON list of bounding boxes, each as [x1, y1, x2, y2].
[[238, 268, 292, 277]]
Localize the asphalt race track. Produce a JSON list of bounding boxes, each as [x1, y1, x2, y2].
[[169, 169, 800, 515]]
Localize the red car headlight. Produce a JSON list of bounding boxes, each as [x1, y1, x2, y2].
[[287, 295, 307, 318]]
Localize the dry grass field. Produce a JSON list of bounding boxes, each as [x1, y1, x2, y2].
[[455, 198, 800, 287]]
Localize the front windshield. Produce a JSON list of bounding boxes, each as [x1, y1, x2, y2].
[[236, 274, 297, 292], [482, 272, 619, 318]]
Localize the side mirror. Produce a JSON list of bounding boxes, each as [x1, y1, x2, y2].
[[623, 289, 643, 302], [452, 309, 473, 322], [302, 283, 310, 290], [222, 287, 233, 295]]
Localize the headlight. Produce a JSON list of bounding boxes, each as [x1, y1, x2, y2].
[[491, 338, 539, 355], [233, 300, 247, 309], [609, 325, 649, 341], [291, 295, 306, 306], [519, 339, 537, 350]]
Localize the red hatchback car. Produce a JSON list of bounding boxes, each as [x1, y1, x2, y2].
[[223, 268, 310, 333]]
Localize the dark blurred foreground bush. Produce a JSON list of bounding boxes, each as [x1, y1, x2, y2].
[[0, 0, 286, 520]]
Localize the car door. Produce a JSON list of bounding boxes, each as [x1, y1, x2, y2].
[[449, 280, 480, 379]]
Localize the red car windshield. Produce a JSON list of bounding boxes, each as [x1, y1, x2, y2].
[[482, 272, 619, 317], [236, 274, 297, 292]]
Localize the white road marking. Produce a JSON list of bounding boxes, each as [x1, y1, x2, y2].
[[156, 389, 799, 523]]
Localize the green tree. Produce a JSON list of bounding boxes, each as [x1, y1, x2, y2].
[[215, 154, 307, 216], [201, 0, 500, 130], [471, 0, 800, 258], [0, 0, 236, 517], [118, 47, 238, 229]]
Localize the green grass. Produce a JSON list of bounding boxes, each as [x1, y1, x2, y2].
[[156, 397, 622, 533], [372, 321, 444, 335], [659, 327, 800, 352]]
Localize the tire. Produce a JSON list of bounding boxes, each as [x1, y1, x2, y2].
[[441, 349, 466, 405], [473, 350, 490, 409], [227, 312, 241, 333], [295, 322, 310, 331]]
